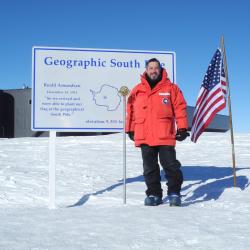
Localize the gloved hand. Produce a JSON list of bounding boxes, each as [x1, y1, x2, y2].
[[176, 128, 190, 141], [127, 131, 134, 141]]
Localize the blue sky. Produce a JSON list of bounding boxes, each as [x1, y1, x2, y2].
[[0, 0, 249, 132]]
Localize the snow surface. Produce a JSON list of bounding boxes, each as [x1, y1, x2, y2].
[[0, 132, 250, 249]]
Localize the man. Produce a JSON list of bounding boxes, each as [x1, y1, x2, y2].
[[126, 58, 189, 206]]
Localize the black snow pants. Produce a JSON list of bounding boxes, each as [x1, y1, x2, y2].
[[140, 144, 183, 197]]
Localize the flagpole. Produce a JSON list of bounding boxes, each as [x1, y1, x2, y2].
[[119, 86, 130, 204], [220, 35, 237, 187]]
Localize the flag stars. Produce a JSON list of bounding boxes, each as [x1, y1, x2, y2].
[[202, 49, 223, 90]]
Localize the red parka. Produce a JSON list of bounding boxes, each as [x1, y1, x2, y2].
[[126, 69, 188, 147]]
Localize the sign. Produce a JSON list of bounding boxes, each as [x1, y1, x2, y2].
[[32, 47, 176, 131]]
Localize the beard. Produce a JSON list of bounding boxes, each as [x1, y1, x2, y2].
[[148, 73, 159, 80], [145, 69, 163, 89]]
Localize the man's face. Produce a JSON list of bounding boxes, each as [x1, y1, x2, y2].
[[146, 61, 161, 80]]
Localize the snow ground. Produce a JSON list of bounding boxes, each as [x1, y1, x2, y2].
[[0, 132, 250, 249]]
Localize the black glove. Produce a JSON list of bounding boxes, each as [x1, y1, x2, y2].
[[127, 131, 134, 141], [176, 128, 190, 141]]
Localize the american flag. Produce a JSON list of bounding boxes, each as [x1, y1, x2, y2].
[[191, 48, 227, 142]]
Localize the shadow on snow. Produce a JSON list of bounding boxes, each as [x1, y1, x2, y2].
[[68, 175, 144, 208], [69, 166, 249, 207]]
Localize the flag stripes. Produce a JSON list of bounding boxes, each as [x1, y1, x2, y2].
[[191, 48, 227, 142]]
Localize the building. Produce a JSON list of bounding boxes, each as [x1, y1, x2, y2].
[[0, 88, 229, 138]]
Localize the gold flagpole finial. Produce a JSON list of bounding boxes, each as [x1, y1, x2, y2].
[[119, 86, 130, 96]]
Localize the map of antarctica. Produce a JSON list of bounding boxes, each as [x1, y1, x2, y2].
[[90, 84, 121, 111]]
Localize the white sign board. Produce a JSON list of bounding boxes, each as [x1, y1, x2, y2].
[[32, 47, 176, 132]]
